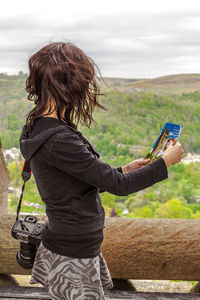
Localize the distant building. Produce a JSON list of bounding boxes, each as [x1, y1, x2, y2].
[[8, 187, 15, 193], [182, 152, 200, 165], [3, 148, 21, 163], [122, 208, 129, 215]]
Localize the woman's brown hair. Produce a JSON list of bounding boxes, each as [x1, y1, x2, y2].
[[25, 42, 106, 133]]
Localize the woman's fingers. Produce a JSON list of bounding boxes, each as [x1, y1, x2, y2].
[[162, 142, 184, 167], [137, 158, 151, 164]]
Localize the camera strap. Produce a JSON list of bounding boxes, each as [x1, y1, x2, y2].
[[16, 160, 32, 221]]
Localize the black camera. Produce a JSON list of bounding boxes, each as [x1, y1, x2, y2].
[[11, 215, 44, 269]]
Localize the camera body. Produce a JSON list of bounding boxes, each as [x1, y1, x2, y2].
[[11, 215, 45, 269], [11, 215, 44, 247]]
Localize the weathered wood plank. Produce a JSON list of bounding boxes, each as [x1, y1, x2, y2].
[[102, 217, 200, 280], [0, 139, 9, 213], [1, 214, 200, 281], [105, 290, 200, 299], [0, 286, 200, 299], [0, 286, 51, 299]]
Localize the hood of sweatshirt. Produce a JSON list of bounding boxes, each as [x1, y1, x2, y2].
[[19, 117, 71, 161]]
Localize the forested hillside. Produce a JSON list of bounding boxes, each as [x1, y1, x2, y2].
[[0, 73, 32, 148], [1, 72, 200, 218], [1, 72, 200, 157]]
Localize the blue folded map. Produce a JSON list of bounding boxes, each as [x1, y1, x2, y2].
[[145, 122, 183, 161]]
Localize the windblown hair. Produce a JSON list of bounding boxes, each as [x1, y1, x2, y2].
[[25, 42, 106, 133]]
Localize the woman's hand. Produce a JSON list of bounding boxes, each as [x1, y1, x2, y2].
[[121, 140, 183, 173], [122, 158, 151, 174], [162, 141, 184, 167]]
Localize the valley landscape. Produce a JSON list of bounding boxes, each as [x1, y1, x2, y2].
[[1, 72, 200, 220]]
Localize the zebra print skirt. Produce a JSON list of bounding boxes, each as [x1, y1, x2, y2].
[[29, 241, 113, 300]]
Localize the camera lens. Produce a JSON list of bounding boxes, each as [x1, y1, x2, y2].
[[16, 242, 36, 269], [33, 226, 41, 235]]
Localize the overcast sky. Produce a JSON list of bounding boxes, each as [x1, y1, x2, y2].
[[1, 0, 200, 78]]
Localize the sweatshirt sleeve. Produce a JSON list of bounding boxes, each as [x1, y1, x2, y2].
[[115, 166, 123, 173], [99, 166, 122, 193], [50, 131, 168, 196]]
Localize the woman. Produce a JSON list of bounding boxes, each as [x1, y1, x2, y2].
[[19, 42, 183, 300]]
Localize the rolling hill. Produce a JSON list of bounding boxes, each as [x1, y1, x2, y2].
[[103, 74, 200, 95], [0, 72, 200, 159]]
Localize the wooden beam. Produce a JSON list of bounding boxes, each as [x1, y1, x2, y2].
[[0, 286, 51, 299], [102, 217, 200, 280], [105, 290, 200, 299], [0, 286, 200, 300], [1, 215, 200, 281], [0, 140, 9, 213]]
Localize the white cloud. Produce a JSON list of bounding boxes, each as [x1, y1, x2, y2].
[[1, 1, 200, 77]]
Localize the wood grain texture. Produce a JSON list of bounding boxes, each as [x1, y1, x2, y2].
[[0, 139, 9, 213], [0, 286, 200, 299], [1, 215, 200, 281], [102, 217, 200, 281]]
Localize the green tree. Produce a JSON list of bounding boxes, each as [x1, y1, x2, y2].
[[128, 206, 153, 218], [155, 199, 194, 219]]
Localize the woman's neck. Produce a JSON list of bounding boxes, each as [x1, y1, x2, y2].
[[42, 112, 58, 119], [41, 98, 66, 120]]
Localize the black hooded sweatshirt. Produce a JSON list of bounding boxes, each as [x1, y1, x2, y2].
[[19, 116, 168, 258]]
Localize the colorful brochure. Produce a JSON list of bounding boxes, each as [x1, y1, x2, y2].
[[145, 122, 183, 161]]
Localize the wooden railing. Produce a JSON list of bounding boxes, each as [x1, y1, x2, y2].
[[0, 139, 9, 214], [1, 214, 200, 281]]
